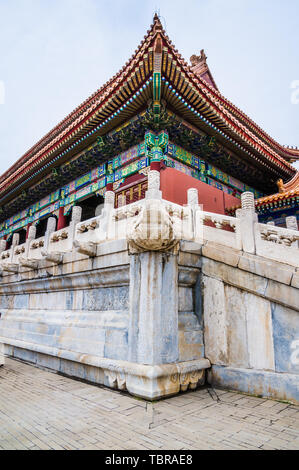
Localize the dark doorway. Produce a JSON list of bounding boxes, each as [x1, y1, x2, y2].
[[35, 216, 57, 239], [6, 235, 13, 250], [76, 194, 104, 222], [15, 229, 26, 245]]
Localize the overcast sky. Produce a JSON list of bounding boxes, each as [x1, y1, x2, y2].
[[0, 0, 298, 175]]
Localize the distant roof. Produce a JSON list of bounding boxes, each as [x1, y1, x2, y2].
[[227, 170, 299, 214]]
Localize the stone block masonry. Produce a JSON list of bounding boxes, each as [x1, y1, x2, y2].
[[0, 179, 298, 402], [0, 238, 209, 400]]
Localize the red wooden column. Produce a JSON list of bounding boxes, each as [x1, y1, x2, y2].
[[57, 207, 67, 231], [3, 235, 8, 251], [106, 183, 114, 191], [150, 161, 161, 172], [26, 223, 32, 240]]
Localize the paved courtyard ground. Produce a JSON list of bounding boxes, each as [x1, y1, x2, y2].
[[0, 358, 298, 450]]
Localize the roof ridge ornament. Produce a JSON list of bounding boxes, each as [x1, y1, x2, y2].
[[152, 17, 163, 123], [190, 49, 218, 91], [190, 50, 207, 67], [153, 13, 163, 33]]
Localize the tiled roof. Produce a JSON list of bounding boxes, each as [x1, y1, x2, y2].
[[0, 14, 297, 204]]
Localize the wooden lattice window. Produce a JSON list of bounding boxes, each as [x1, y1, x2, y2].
[[115, 180, 148, 208]]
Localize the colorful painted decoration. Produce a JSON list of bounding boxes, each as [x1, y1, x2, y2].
[[0, 133, 262, 238], [114, 157, 149, 182], [109, 144, 145, 170], [145, 130, 168, 162]]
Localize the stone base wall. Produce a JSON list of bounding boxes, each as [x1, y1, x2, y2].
[[0, 238, 298, 403], [202, 242, 299, 404], [178, 250, 204, 362], [4, 344, 209, 399], [0, 239, 210, 400], [0, 187, 298, 403], [208, 367, 299, 404], [0, 240, 131, 364]]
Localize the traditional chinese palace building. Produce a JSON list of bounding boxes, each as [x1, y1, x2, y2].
[[0, 16, 299, 404], [0, 14, 298, 245]]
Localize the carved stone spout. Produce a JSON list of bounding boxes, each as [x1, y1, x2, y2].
[[73, 240, 97, 257], [41, 250, 63, 265], [19, 257, 38, 270], [128, 200, 178, 253], [2, 263, 19, 273]]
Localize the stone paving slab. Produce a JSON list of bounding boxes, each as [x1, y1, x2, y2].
[[0, 358, 298, 450]]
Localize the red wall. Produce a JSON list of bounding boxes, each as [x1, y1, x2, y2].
[[160, 168, 240, 214]]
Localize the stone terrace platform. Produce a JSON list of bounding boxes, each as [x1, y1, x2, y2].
[[0, 358, 298, 450]]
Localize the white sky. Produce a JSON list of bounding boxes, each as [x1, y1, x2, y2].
[[0, 0, 298, 175]]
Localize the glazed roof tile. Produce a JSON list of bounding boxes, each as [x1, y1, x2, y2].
[[0, 14, 297, 203]]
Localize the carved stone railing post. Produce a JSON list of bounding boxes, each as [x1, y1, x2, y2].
[[146, 170, 162, 199], [19, 225, 39, 269], [239, 192, 257, 254], [187, 188, 199, 207], [25, 225, 36, 256], [12, 233, 20, 249], [72, 205, 82, 223], [102, 190, 116, 240], [28, 225, 36, 240], [36, 217, 58, 265], [3, 233, 20, 266], [286, 216, 298, 231], [1, 233, 19, 272], [104, 190, 115, 210], [74, 191, 114, 256], [241, 191, 255, 212], [96, 190, 115, 241], [70, 206, 82, 238], [42, 213, 71, 264], [186, 188, 199, 240], [73, 203, 98, 257], [44, 217, 57, 251]]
